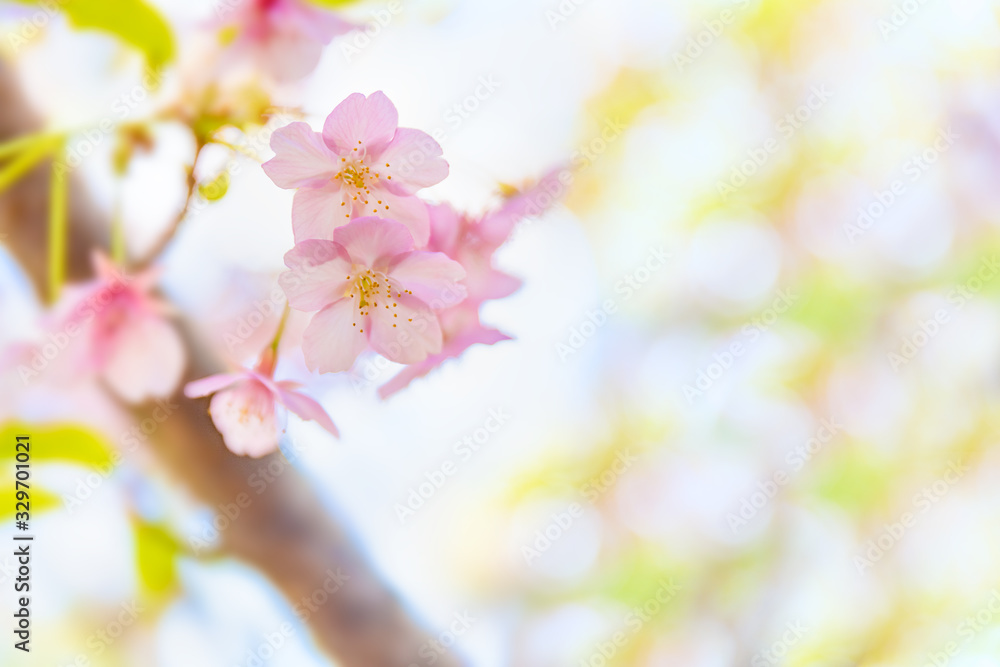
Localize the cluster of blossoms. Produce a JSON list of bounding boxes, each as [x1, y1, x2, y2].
[[13, 88, 555, 458]]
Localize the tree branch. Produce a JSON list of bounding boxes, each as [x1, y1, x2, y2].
[[0, 59, 461, 667]]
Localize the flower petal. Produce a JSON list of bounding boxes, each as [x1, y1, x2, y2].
[[274, 383, 340, 438], [302, 299, 369, 373], [280, 240, 354, 311], [103, 315, 186, 403], [185, 372, 245, 398], [368, 295, 442, 364], [262, 122, 340, 189], [378, 128, 448, 194], [322, 91, 398, 155], [292, 185, 353, 242], [209, 381, 280, 457], [332, 217, 414, 267], [355, 187, 430, 248], [387, 251, 467, 307], [479, 167, 567, 245]]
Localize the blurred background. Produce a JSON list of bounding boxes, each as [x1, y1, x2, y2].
[[2, 0, 1000, 665]]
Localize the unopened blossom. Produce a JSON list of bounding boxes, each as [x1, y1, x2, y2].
[[35, 252, 185, 403], [379, 170, 567, 397], [279, 217, 466, 373], [262, 91, 448, 247], [185, 352, 338, 457], [216, 0, 353, 82]]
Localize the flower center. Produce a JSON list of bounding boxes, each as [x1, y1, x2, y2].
[[343, 268, 413, 333], [333, 143, 393, 217]]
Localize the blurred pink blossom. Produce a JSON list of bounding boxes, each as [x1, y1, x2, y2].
[[216, 0, 353, 81], [185, 352, 338, 457]]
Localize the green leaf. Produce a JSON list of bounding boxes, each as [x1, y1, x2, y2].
[[197, 170, 230, 202], [18, 0, 175, 70], [133, 517, 182, 599], [0, 423, 115, 469], [0, 134, 60, 194]]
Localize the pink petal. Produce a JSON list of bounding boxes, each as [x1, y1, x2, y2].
[[284, 2, 354, 44], [209, 381, 280, 457], [363, 187, 430, 248], [387, 252, 467, 307], [103, 315, 186, 403], [322, 91, 398, 156], [427, 202, 462, 254], [280, 240, 353, 311], [262, 122, 340, 189], [367, 295, 442, 364], [258, 27, 325, 82], [275, 384, 340, 438], [378, 325, 510, 398], [185, 372, 245, 398], [332, 217, 414, 267], [292, 185, 352, 242], [470, 267, 521, 302], [479, 167, 568, 245], [302, 298, 369, 373], [378, 128, 448, 194]]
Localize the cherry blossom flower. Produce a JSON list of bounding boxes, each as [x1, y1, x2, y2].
[[378, 170, 567, 397], [262, 92, 448, 247], [43, 252, 185, 403], [279, 217, 467, 373], [185, 351, 338, 457], [216, 0, 353, 82]]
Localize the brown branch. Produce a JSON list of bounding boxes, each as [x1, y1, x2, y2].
[[0, 59, 462, 667]]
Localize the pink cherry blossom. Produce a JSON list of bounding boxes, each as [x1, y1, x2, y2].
[[279, 217, 467, 373], [262, 92, 448, 247], [184, 354, 338, 458], [48, 252, 186, 403], [216, 0, 353, 81], [378, 170, 567, 397]]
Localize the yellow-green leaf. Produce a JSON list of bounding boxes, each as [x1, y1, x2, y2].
[[0, 423, 115, 469], [197, 170, 230, 202], [133, 518, 182, 598], [305, 0, 364, 8], [18, 0, 175, 71]]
